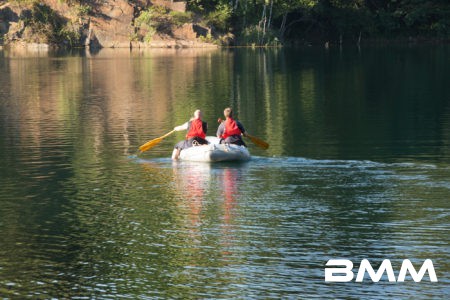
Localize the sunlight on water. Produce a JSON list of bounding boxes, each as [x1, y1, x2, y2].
[[0, 47, 449, 298]]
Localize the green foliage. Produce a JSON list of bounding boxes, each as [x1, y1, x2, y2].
[[170, 11, 194, 26], [135, 10, 152, 29], [11, 0, 449, 47], [187, 0, 449, 45], [187, 0, 221, 13], [59, 23, 81, 47], [27, 3, 59, 26], [135, 6, 169, 38], [9, 0, 38, 5], [135, 5, 194, 40], [238, 25, 280, 46], [324, 2, 374, 40], [144, 27, 157, 43], [134, 5, 197, 43], [74, 4, 92, 17], [388, 0, 450, 36], [204, 3, 232, 32], [239, 26, 263, 45], [19, 2, 81, 46], [22, 3, 63, 43], [198, 32, 214, 43]]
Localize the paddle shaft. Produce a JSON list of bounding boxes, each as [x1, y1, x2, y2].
[[139, 130, 175, 153]]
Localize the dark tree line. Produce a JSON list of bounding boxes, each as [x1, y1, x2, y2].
[[187, 0, 450, 45]]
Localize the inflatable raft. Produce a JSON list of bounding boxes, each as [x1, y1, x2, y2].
[[178, 136, 251, 162]]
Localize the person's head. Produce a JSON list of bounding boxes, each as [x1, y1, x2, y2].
[[224, 107, 233, 119], [193, 109, 202, 119]]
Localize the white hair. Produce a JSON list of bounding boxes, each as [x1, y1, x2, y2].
[[194, 109, 202, 119]]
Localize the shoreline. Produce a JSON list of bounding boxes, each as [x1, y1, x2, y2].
[[2, 31, 449, 53], [1, 1, 448, 53], [1, 38, 448, 55]]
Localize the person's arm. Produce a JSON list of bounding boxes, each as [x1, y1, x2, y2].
[[237, 121, 247, 136], [174, 122, 188, 131], [216, 123, 224, 138]]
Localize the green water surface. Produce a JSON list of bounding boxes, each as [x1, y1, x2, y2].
[[0, 46, 449, 298]]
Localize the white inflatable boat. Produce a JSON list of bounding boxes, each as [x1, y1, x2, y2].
[[178, 136, 251, 162]]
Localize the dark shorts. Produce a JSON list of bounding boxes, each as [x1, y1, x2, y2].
[[174, 137, 209, 150], [219, 135, 246, 147]]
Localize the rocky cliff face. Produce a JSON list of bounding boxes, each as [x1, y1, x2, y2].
[[0, 0, 216, 49]]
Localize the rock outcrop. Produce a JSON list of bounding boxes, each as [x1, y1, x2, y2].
[[85, 0, 135, 48], [0, 0, 217, 50]]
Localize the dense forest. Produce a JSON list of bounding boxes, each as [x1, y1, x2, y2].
[[190, 0, 450, 45], [0, 0, 449, 48]]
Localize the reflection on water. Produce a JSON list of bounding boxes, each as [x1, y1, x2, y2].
[[173, 162, 210, 237], [1, 46, 449, 161], [0, 47, 449, 298]]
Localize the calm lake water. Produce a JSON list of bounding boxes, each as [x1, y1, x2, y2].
[[0, 46, 449, 298]]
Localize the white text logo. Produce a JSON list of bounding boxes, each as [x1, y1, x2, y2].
[[325, 259, 438, 282]]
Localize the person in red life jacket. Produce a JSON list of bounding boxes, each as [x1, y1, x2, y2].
[[216, 107, 247, 147], [172, 109, 208, 160]]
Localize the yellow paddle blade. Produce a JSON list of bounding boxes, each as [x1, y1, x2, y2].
[[139, 130, 175, 153], [247, 134, 269, 150], [139, 137, 164, 152]]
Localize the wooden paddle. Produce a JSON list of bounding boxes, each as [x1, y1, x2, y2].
[[139, 130, 175, 153], [245, 133, 269, 149], [217, 118, 269, 150]]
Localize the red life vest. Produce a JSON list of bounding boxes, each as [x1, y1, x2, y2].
[[186, 119, 206, 139], [221, 118, 242, 139]]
